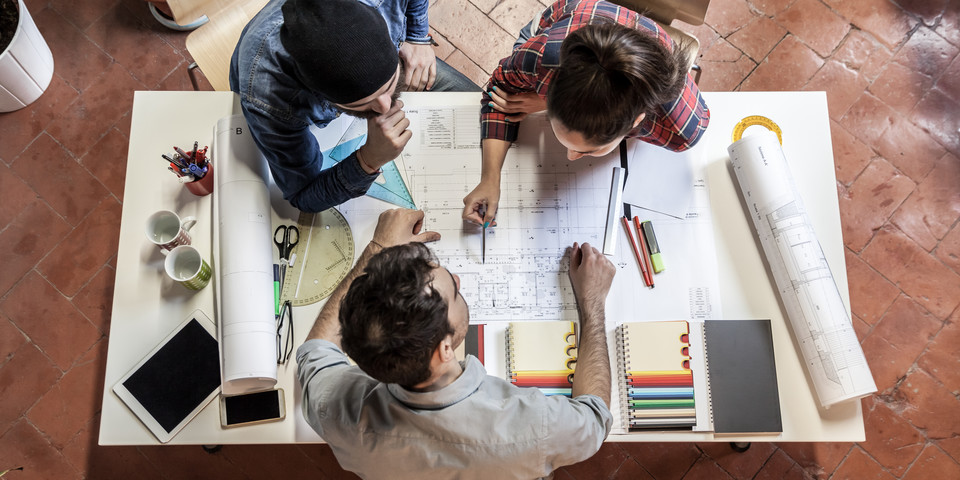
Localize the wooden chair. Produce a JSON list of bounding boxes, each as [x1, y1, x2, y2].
[[608, 0, 710, 83], [165, 0, 269, 91]]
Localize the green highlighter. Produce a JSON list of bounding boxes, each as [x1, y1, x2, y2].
[[641, 221, 665, 273]]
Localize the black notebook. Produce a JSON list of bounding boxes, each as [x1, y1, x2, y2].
[[703, 319, 782, 434]]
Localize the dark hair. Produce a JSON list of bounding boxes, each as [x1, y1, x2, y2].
[[546, 21, 688, 144], [339, 243, 454, 387]]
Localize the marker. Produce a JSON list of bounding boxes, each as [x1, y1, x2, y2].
[[273, 264, 281, 316], [641, 220, 664, 273]]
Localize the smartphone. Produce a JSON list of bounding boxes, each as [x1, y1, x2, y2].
[[220, 389, 286, 428]]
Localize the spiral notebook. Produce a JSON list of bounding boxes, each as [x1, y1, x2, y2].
[[506, 321, 577, 397], [616, 320, 782, 434], [616, 321, 697, 430]]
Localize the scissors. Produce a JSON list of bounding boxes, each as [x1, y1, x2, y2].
[[274, 225, 299, 262]]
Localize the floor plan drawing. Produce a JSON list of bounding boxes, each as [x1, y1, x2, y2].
[[335, 102, 723, 324]]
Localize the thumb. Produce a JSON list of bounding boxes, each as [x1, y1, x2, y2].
[[505, 113, 528, 122], [483, 201, 499, 227], [416, 231, 442, 243]]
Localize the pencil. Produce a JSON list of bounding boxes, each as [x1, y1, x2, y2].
[[622, 217, 652, 287], [634, 217, 655, 287]]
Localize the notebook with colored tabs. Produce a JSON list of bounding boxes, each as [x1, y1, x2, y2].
[[506, 321, 577, 396], [616, 321, 696, 430]]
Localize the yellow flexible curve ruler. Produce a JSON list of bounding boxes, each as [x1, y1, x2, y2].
[[732, 115, 783, 144], [280, 208, 355, 306]]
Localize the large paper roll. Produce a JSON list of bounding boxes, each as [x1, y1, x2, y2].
[[214, 114, 277, 393], [728, 131, 876, 408]]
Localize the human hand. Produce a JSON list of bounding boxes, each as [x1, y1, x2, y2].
[[399, 43, 437, 91], [371, 208, 441, 248], [487, 86, 547, 122], [358, 100, 412, 172], [462, 181, 500, 226], [567, 242, 615, 314]]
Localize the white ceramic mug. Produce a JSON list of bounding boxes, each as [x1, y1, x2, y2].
[[164, 245, 212, 291], [145, 210, 197, 252]]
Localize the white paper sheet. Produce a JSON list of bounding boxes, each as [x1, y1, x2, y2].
[[728, 131, 876, 407]]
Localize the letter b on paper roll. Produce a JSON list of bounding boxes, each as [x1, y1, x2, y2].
[[215, 114, 277, 393]]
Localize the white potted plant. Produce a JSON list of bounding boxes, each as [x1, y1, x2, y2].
[[0, 0, 53, 112]]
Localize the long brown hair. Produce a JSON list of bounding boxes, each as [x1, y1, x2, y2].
[[546, 21, 688, 144]]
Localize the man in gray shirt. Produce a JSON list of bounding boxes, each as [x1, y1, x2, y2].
[[297, 208, 615, 479]]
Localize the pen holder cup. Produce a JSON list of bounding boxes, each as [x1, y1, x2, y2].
[[184, 161, 214, 196]]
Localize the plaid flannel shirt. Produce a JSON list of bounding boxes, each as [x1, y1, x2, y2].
[[480, 0, 710, 151]]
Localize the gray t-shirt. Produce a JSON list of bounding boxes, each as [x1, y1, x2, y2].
[[297, 339, 613, 479]]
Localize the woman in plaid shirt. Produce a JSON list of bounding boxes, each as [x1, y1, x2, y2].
[[462, 0, 710, 226]]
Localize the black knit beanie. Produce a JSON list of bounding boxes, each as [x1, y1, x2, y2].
[[280, 0, 398, 104]]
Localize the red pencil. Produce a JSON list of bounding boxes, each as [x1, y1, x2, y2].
[[622, 217, 652, 287], [634, 217, 655, 288]]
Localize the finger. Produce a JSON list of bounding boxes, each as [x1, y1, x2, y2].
[[461, 203, 484, 224], [410, 209, 426, 233], [483, 201, 499, 227], [426, 62, 437, 91], [410, 66, 427, 92], [505, 113, 528, 123], [395, 129, 413, 149], [491, 85, 514, 102], [416, 231, 442, 243], [385, 115, 411, 138], [570, 242, 582, 268], [403, 64, 416, 90]]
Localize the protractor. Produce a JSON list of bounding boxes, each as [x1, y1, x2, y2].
[[732, 115, 783, 144], [280, 208, 355, 306]]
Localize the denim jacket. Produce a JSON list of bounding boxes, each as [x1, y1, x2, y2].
[[229, 0, 429, 212]]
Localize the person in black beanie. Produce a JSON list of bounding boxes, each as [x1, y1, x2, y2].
[[230, 0, 480, 213]]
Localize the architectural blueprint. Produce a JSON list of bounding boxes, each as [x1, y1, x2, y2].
[[336, 102, 723, 325], [728, 131, 876, 407]]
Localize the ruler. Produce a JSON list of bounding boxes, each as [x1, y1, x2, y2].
[[280, 208, 355, 306], [732, 115, 783, 144], [321, 119, 416, 209]]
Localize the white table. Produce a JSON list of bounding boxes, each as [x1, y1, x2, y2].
[[100, 90, 864, 445]]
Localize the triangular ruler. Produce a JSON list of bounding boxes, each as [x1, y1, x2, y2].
[[321, 118, 416, 209]]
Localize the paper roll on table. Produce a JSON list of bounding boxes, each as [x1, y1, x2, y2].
[[728, 131, 876, 408], [214, 115, 277, 393]]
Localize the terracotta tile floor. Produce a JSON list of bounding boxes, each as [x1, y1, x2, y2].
[[1, 0, 958, 478]]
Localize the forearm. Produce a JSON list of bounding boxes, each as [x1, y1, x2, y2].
[[306, 242, 384, 346], [287, 151, 379, 213], [480, 138, 510, 186], [404, 0, 430, 41], [571, 305, 611, 407]]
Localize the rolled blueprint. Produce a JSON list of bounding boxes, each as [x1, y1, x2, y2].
[[214, 114, 277, 393], [728, 131, 876, 408]]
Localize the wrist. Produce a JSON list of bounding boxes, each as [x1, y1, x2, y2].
[[356, 148, 381, 174], [403, 34, 438, 46]]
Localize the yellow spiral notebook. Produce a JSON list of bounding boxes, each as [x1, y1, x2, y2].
[[506, 321, 577, 396]]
